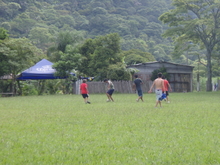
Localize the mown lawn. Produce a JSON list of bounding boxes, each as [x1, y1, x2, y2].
[[0, 92, 220, 165]]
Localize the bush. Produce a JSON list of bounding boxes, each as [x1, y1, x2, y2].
[[150, 67, 170, 81]]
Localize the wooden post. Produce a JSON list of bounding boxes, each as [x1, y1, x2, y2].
[[197, 73, 200, 92]]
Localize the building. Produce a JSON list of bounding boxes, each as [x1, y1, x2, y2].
[[127, 61, 194, 92]]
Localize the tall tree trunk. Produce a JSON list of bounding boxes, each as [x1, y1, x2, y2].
[[206, 50, 212, 91], [17, 80, 22, 96], [12, 75, 16, 96], [197, 73, 200, 91]]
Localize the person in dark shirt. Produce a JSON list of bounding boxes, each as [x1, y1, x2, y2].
[[132, 75, 143, 102]]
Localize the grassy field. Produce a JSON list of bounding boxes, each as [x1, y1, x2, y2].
[[0, 92, 220, 165]]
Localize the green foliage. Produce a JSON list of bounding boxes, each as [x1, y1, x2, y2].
[[122, 49, 155, 65], [2, 38, 44, 76], [0, 37, 45, 95], [107, 63, 131, 81], [0, 44, 10, 77], [0, 27, 8, 40], [159, 0, 220, 91], [20, 81, 38, 96], [11, 13, 36, 37], [212, 44, 220, 77], [53, 48, 81, 78], [78, 33, 123, 80], [28, 27, 52, 52], [49, 31, 84, 79], [17, 79, 74, 96], [0, 0, 175, 62], [45, 79, 62, 95], [0, 80, 12, 93], [48, 30, 84, 62], [150, 67, 170, 81], [0, 38, 44, 78], [44, 79, 73, 94]]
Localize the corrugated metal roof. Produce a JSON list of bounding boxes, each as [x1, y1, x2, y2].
[[127, 61, 194, 68]]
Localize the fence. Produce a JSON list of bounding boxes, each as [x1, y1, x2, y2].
[[73, 78, 220, 94], [73, 80, 153, 94]]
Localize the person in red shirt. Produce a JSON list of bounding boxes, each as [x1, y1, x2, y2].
[[162, 76, 172, 103], [80, 79, 91, 104]]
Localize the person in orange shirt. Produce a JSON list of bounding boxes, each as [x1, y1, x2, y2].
[[162, 76, 172, 103], [80, 79, 91, 104]]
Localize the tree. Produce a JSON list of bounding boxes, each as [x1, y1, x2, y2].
[[11, 13, 36, 37], [28, 27, 52, 52], [1, 0, 173, 66], [0, 38, 44, 94], [150, 67, 170, 81], [78, 33, 123, 80], [212, 42, 220, 77], [77, 38, 96, 77], [121, 49, 155, 65], [48, 30, 84, 94], [0, 28, 9, 77], [159, 0, 220, 91], [0, 27, 9, 40], [106, 63, 131, 81], [53, 45, 81, 78], [47, 30, 84, 62]]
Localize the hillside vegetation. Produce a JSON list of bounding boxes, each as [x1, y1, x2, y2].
[[1, 0, 174, 61]]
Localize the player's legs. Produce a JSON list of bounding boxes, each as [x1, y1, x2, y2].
[[137, 90, 143, 102], [106, 89, 114, 102], [155, 89, 162, 107], [165, 91, 170, 103], [82, 94, 90, 104]]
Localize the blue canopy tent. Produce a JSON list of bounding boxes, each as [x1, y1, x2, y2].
[[17, 59, 75, 80]]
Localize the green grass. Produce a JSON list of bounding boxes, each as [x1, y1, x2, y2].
[[0, 92, 220, 165]]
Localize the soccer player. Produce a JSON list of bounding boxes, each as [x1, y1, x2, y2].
[[148, 72, 164, 108], [132, 75, 144, 102], [104, 79, 114, 102], [162, 76, 172, 103], [80, 79, 91, 104]]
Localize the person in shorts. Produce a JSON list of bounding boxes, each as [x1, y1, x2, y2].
[[132, 75, 144, 102], [80, 79, 91, 104], [162, 75, 172, 103], [148, 72, 164, 107], [104, 79, 114, 102]]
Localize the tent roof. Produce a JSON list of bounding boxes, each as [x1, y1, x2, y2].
[[17, 59, 74, 80]]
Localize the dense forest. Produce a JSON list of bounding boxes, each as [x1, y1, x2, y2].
[[0, 0, 175, 61], [0, 0, 219, 94]]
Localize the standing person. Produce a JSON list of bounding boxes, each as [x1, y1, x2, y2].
[[104, 79, 114, 102], [148, 72, 164, 108], [162, 75, 172, 103], [132, 75, 144, 102], [80, 79, 91, 104]]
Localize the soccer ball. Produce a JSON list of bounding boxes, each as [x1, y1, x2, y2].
[[106, 99, 110, 102]]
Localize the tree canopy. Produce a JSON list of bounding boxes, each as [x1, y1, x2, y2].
[[78, 33, 127, 80], [1, 0, 219, 91], [0, 0, 174, 62], [159, 0, 220, 91]]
